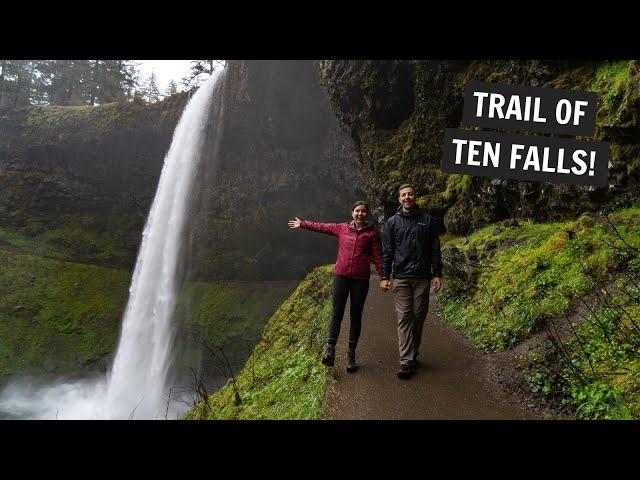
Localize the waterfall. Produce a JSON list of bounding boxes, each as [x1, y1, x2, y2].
[[0, 68, 226, 420], [103, 68, 225, 419]]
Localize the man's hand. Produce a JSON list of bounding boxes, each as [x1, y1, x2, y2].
[[288, 217, 301, 229], [432, 277, 442, 293], [380, 279, 391, 292]]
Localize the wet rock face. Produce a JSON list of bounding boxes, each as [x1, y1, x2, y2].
[[0, 94, 190, 267], [186, 61, 364, 281], [317, 61, 415, 134], [318, 60, 640, 234], [318, 60, 468, 219], [0, 61, 363, 280]]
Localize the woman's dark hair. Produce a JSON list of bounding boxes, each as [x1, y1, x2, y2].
[[351, 201, 370, 212]]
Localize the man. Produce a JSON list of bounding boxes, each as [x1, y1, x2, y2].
[[380, 184, 442, 379]]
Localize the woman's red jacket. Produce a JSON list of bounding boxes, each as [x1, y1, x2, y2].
[[300, 220, 383, 280]]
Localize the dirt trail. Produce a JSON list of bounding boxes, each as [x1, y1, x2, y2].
[[324, 278, 539, 420]]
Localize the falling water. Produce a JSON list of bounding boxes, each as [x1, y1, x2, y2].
[[0, 68, 226, 419]]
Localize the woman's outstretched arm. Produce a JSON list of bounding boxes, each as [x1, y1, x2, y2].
[[288, 217, 340, 236]]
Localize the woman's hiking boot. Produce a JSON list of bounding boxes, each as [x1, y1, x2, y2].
[[322, 344, 335, 367], [346, 349, 358, 373]]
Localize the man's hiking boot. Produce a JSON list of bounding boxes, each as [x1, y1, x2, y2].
[[396, 363, 412, 379], [322, 344, 335, 367], [408, 359, 422, 372], [346, 349, 358, 373]]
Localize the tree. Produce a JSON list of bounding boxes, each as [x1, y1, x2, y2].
[[43, 60, 93, 106], [132, 89, 147, 105], [99, 60, 136, 104], [164, 79, 178, 98], [0, 60, 44, 107], [181, 60, 224, 88], [0, 60, 7, 107], [145, 70, 161, 103], [120, 61, 139, 101], [0, 59, 143, 107]]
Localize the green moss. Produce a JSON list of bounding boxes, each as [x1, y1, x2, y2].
[[0, 235, 293, 379], [320, 60, 640, 237], [441, 174, 472, 203], [589, 60, 635, 127], [0, 215, 140, 269], [590, 61, 630, 98], [174, 280, 294, 349], [568, 303, 640, 419], [186, 265, 334, 420], [441, 207, 640, 417], [20, 94, 187, 145], [0, 250, 131, 376], [440, 207, 640, 352]]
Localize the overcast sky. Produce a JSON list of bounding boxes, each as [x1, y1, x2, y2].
[[137, 60, 195, 93]]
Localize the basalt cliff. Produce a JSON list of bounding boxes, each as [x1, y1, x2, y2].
[[317, 60, 640, 233], [0, 60, 362, 280]]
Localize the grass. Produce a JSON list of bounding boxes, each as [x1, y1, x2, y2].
[[185, 265, 334, 420]]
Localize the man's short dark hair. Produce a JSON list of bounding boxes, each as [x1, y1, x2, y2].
[[398, 184, 416, 194]]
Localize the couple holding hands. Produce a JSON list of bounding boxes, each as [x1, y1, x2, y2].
[[288, 184, 442, 379]]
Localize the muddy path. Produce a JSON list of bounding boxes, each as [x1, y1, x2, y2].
[[324, 278, 539, 420]]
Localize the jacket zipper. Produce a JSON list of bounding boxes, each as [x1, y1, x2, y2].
[[349, 227, 359, 277]]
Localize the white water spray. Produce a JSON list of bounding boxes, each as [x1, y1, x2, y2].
[[0, 69, 225, 419]]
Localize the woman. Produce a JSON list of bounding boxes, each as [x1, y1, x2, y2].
[[288, 201, 383, 373]]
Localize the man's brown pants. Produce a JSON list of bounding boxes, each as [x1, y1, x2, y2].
[[392, 278, 431, 364]]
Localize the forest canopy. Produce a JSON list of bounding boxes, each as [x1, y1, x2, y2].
[[0, 60, 223, 107]]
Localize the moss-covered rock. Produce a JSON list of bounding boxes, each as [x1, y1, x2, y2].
[[0, 231, 293, 382], [185, 61, 364, 281], [0, 61, 365, 280], [317, 60, 640, 234], [0, 93, 189, 269], [440, 207, 640, 352]]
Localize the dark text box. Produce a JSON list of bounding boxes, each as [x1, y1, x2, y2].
[[461, 81, 598, 137], [441, 129, 609, 187]]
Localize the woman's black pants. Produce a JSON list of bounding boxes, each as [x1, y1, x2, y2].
[[327, 275, 370, 350]]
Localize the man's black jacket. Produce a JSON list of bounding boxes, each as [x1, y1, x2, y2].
[[381, 205, 442, 280]]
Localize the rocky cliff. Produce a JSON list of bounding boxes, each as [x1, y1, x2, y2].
[[0, 60, 363, 381], [0, 93, 188, 267], [317, 60, 640, 233], [0, 61, 363, 279], [185, 60, 363, 281]]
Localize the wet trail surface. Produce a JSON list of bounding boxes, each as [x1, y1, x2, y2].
[[324, 278, 538, 420]]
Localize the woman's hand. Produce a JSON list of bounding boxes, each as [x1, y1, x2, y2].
[[288, 217, 302, 229]]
